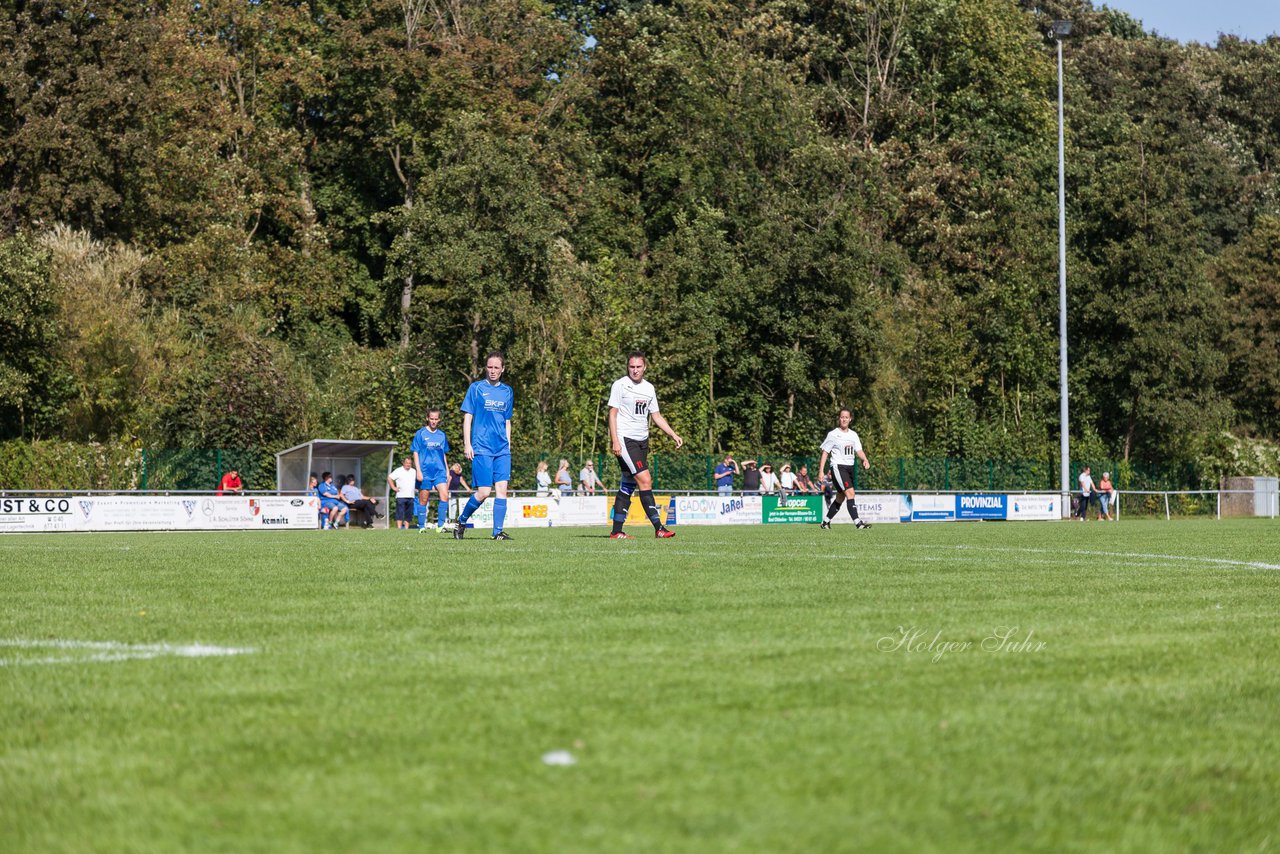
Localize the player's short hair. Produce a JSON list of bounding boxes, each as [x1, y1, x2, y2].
[[626, 350, 647, 365], [485, 350, 505, 366], [427, 408, 441, 419], [321, 471, 332, 480]]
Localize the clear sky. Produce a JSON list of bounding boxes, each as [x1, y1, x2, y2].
[[1102, 1, 1278, 44]]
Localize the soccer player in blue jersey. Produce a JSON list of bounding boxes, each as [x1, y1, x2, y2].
[[412, 408, 453, 533], [453, 351, 515, 540]]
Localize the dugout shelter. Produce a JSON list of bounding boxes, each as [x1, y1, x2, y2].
[[276, 439, 399, 529]]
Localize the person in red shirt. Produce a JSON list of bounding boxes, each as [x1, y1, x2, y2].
[[216, 469, 243, 495]]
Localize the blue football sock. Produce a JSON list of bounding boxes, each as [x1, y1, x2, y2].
[[436, 499, 448, 527], [458, 495, 482, 524], [493, 499, 507, 536]]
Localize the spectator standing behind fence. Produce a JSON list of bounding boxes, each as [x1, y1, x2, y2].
[[1077, 466, 1095, 521], [794, 465, 817, 494], [741, 460, 762, 494], [555, 459, 573, 496], [714, 455, 740, 496], [388, 457, 417, 530], [216, 469, 242, 495], [535, 461, 553, 497], [579, 460, 605, 495], [760, 463, 781, 494], [1098, 471, 1116, 521], [779, 464, 796, 495]]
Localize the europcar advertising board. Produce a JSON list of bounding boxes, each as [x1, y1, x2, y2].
[[762, 494, 824, 524], [0, 496, 320, 533]]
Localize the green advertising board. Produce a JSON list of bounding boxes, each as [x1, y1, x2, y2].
[[762, 494, 824, 524]]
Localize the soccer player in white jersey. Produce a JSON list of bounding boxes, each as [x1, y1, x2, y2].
[[607, 351, 683, 539], [817, 408, 872, 529]]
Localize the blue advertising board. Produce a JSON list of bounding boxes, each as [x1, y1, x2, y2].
[[956, 493, 1008, 520]]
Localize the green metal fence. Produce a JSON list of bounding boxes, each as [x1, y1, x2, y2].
[[0, 443, 1206, 494]]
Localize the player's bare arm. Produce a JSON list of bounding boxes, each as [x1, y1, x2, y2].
[[608, 407, 621, 456], [462, 412, 474, 460], [652, 413, 683, 449], [858, 450, 870, 469]]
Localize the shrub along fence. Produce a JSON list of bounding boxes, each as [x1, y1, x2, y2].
[[0, 441, 1208, 494]]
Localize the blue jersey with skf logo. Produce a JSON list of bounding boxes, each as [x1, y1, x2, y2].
[[461, 380, 513, 455], [411, 427, 450, 478]]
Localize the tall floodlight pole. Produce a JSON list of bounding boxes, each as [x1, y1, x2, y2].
[[1052, 20, 1072, 516]]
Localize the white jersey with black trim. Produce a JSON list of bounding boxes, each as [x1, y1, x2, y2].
[[608, 377, 659, 441], [820, 428, 864, 467]]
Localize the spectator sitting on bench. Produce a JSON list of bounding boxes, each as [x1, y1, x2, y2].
[[318, 471, 347, 529], [340, 475, 383, 528]]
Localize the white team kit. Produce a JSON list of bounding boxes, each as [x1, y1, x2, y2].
[[821, 427, 864, 489], [609, 376, 659, 473]]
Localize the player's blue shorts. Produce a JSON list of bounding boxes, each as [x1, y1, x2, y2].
[[470, 453, 511, 488], [416, 471, 448, 490], [320, 498, 342, 512]]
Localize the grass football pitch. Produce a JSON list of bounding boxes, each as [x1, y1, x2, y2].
[[3, 519, 1278, 852]]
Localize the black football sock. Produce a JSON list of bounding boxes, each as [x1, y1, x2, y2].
[[846, 501, 860, 521], [638, 490, 664, 530], [611, 486, 634, 534], [826, 494, 845, 519]]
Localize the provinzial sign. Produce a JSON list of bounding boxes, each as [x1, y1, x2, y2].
[[956, 493, 1007, 520]]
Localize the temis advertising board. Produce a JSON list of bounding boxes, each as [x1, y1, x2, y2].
[[829, 493, 901, 524]]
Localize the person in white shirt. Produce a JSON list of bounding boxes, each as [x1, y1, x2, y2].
[[606, 350, 683, 539], [535, 460, 553, 497], [387, 457, 418, 530], [759, 463, 782, 494], [579, 460, 605, 495], [779, 464, 797, 494], [817, 408, 872, 530], [1077, 466, 1095, 521]]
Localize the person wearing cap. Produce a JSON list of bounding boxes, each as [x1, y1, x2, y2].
[[216, 468, 242, 495], [579, 460, 606, 495], [1098, 471, 1116, 521]]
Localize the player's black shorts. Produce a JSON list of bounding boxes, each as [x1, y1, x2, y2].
[[616, 437, 650, 477], [831, 464, 859, 492]]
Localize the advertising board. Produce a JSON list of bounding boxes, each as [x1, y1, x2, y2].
[[762, 494, 824, 524], [0, 496, 321, 533], [956, 493, 1008, 521], [829, 493, 901, 525], [908, 493, 956, 522], [1006, 494, 1061, 521]]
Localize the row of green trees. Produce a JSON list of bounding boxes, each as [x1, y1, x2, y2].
[[2, 0, 1278, 476]]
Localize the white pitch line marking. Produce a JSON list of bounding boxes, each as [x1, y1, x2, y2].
[[875, 543, 1280, 572], [0, 639, 256, 667]]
